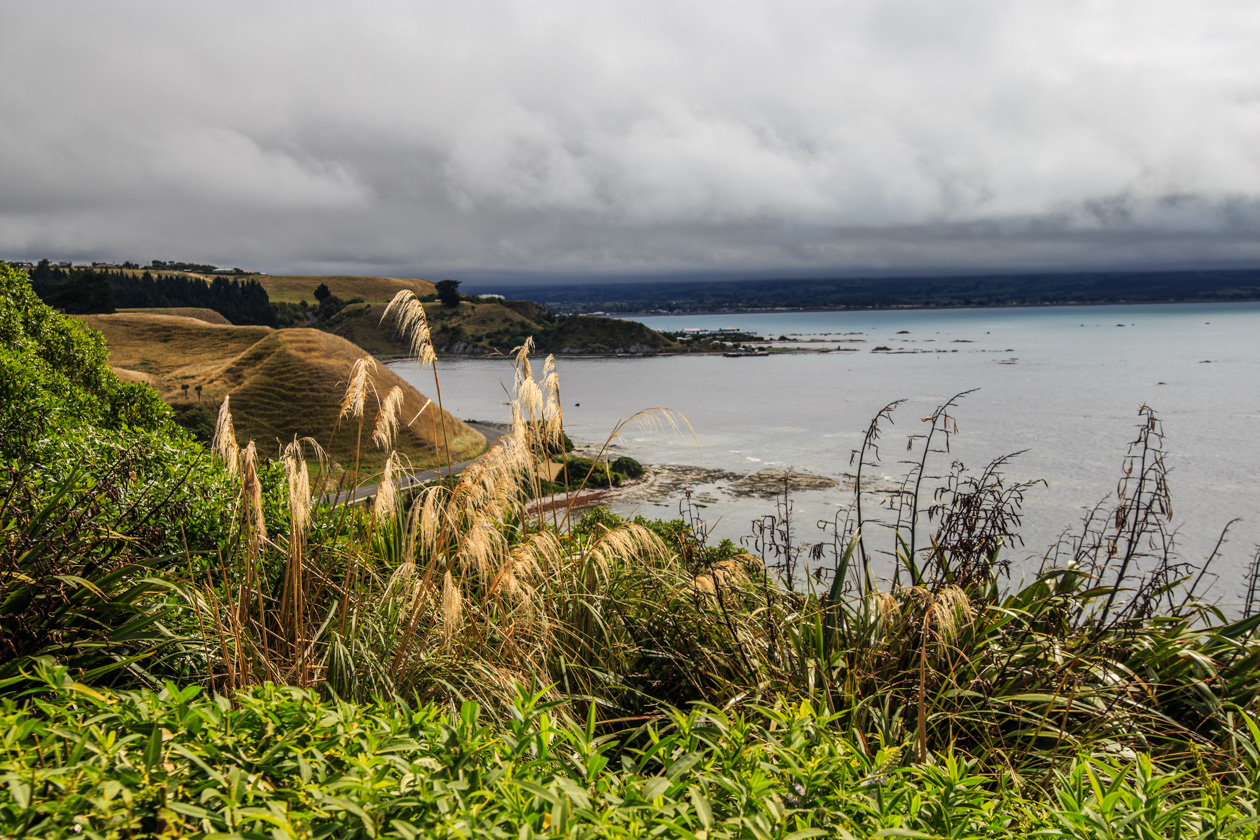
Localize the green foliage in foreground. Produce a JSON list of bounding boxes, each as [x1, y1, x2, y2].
[[0, 263, 249, 684], [4, 665, 1260, 839]]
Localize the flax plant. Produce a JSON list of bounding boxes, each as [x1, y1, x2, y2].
[[760, 398, 1260, 779]]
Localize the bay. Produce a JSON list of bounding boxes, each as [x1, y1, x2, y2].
[[393, 302, 1260, 610]]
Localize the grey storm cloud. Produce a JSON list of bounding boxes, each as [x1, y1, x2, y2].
[[2, 0, 1260, 279]]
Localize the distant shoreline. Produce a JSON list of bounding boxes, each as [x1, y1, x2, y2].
[[610, 296, 1260, 319]]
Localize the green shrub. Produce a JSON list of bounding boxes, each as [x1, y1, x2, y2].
[[611, 455, 644, 478], [4, 669, 1259, 839], [0, 264, 243, 684]]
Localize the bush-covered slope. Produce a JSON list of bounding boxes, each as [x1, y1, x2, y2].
[[5, 670, 1260, 839], [327, 298, 680, 356], [0, 263, 242, 682]]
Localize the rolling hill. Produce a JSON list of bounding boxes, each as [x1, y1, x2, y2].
[[77, 312, 482, 476], [253, 274, 438, 304], [117, 307, 230, 324], [199, 329, 482, 472]]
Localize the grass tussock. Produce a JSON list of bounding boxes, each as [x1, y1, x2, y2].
[[192, 323, 697, 710]]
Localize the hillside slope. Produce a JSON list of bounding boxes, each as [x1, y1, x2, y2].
[[78, 312, 272, 397], [326, 299, 681, 356], [79, 313, 482, 474], [254, 274, 437, 304], [203, 329, 482, 471], [118, 307, 231, 324]]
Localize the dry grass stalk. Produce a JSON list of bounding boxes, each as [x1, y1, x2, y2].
[[371, 386, 405, 450], [441, 571, 463, 646], [339, 356, 376, 423], [240, 441, 266, 559], [511, 340, 566, 455], [381, 290, 451, 475], [212, 396, 239, 475], [382, 290, 437, 368], [282, 436, 325, 537], [373, 451, 400, 522]]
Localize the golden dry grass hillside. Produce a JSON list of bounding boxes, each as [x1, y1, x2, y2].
[[201, 329, 482, 471], [78, 313, 272, 394], [118, 307, 231, 324], [255, 274, 437, 304], [79, 313, 483, 476], [325, 299, 544, 356]]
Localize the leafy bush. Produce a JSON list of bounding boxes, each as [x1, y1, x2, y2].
[[611, 454, 644, 478], [0, 264, 241, 684], [4, 668, 1260, 839]]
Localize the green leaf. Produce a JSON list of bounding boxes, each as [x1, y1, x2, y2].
[[143, 722, 163, 773], [688, 786, 713, 831]]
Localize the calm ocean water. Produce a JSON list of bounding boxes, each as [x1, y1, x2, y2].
[[394, 302, 1260, 608]]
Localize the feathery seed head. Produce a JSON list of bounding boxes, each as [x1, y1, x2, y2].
[[281, 437, 318, 535], [339, 356, 377, 421], [213, 396, 239, 475], [372, 385, 405, 450], [441, 571, 463, 645], [382, 290, 437, 367], [513, 338, 535, 386], [374, 450, 399, 521], [241, 441, 267, 557], [927, 585, 974, 644]]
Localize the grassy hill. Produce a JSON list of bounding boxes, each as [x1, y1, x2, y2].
[[254, 274, 437, 304], [118, 306, 230, 324], [79, 312, 272, 394], [78, 312, 482, 476], [200, 329, 483, 473]]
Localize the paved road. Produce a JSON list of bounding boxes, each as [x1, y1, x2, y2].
[[327, 423, 507, 505]]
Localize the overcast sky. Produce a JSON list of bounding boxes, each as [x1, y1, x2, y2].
[[3, 1, 1259, 282]]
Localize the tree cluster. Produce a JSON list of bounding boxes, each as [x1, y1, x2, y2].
[[29, 261, 275, 326], [148, 259, 219, 273]]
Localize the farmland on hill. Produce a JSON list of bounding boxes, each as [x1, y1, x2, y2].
[[254, 273, 437, 304]]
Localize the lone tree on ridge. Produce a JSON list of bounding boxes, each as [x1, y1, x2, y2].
[[435, 279, 462, 307]]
